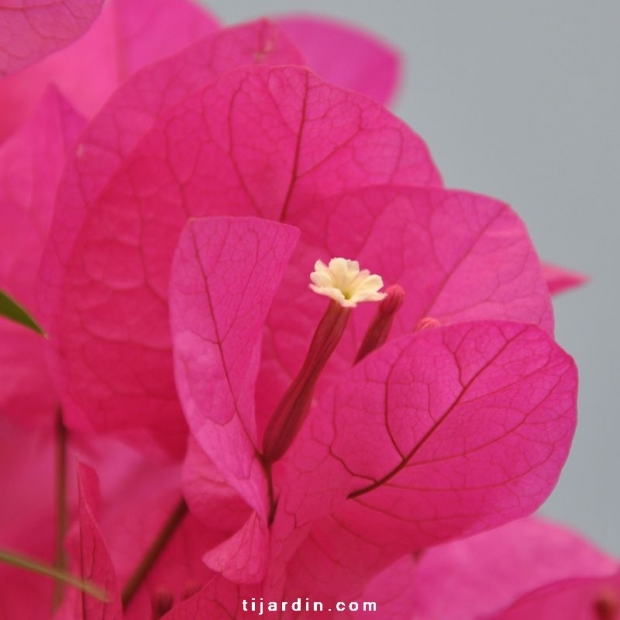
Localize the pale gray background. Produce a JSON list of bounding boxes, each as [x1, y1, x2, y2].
[[201, 1, 620, 554]]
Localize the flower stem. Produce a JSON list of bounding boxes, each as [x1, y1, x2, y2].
[[0, 548, 107, 601], [121, 498, 188, 610], [262, 301, 350, 464], [53, 409, 68, 609], [263, 460, 277, 525]]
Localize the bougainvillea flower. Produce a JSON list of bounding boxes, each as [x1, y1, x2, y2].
[[0, 87, 84, 428], [169, 206, 575, 598], [36, 17, 577, 604], [171, 203, 575, 592], [0, 0, 104, 78], [413, 517, 617, 620], [0, 5, 587, 619], [39, 22, 439, 458], [0, 0, 218, 142]]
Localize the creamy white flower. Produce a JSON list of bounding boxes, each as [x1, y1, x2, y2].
[[309, 258, 386, 307]]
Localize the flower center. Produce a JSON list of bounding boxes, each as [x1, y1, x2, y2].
[[309, 257, 386, 307]]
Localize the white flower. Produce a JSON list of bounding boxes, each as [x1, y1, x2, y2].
[[309, 258, 386, 307]]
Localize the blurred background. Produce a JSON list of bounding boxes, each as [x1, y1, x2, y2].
[[201, 1, 620, 553]]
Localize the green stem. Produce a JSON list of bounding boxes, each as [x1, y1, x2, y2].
[[0, 548, 107, 601], [121, 498, 188, 609], [53, 409, 69, 609]]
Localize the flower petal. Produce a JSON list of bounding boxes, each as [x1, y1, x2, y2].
[[43, 62, 439, 458], [284, 321, 577, 595], [170, 216, 299, 522]]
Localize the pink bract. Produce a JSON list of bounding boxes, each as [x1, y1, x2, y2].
[[40, 27, 439, 458], [170, 213, 576, 595], [280, 319, 575, 595], [0, 0, 104, 78], [36, 19, 578, 606]]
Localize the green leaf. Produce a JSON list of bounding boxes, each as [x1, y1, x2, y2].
[[0, 548, 108, 601], [0, 289, 45, 336]]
